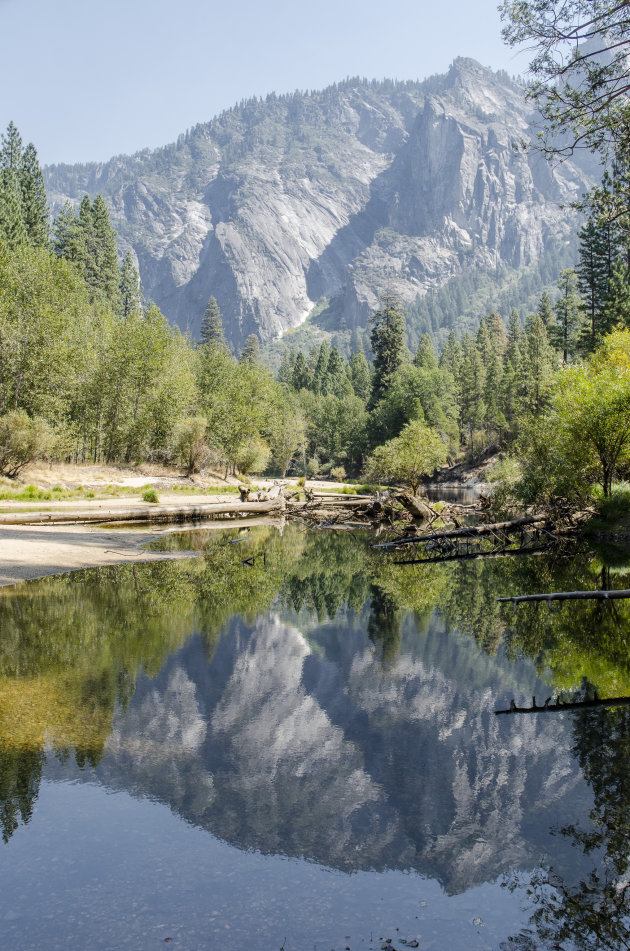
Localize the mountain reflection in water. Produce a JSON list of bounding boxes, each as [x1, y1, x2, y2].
[[1, 524, 629, 950]]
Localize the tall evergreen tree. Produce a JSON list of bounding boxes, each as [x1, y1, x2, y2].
[[0, 168, 27, 249], [523, 314, 554, 413], [53, 201, 82, 260], [91, 195, 120, 305], [277, 348, 297, 385], [0, 122, 22, 171], [312, 341, 331, 394], [240, 333, 260, 365], [601, 257, 630, 331], [119, 251, 142, 318], [368, 294, 405, 409], [349, 346, 371, 401], [552, 268, 586, 362], [18, 143, 48, 248], [536, 292, 555, 330], [413, 333, 438, 370], [200, 297, 224, 348], [290, 351, 311, 390]]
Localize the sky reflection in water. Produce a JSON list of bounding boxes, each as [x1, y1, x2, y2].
[[0, 524, 629, 950]]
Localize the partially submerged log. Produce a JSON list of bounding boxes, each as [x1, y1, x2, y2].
[[496, 695, 630, 715], [372, 515, 550, 549], [498, 589, 630, 605]]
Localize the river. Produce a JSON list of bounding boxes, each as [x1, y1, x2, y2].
[[0, 523, 628, 950]]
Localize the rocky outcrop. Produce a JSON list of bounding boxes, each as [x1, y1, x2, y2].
[[44, 60, 591, 348]]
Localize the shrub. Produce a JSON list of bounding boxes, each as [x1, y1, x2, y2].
[[331, 466, 347, 482], [234, 437, 270, 475], [0, 411, 52, 478], [173, 416, 211, 475], [142, 488, 159, 503]]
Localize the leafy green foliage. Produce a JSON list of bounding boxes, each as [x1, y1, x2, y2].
[[364, 418, 448, 493], [0, 411, 51, 478]]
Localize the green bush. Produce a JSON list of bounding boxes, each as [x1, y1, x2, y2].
[[594, 482, 630, 523], [173, 415, 211, 475], [0, 411, 52, 479], [331, 466, 346, 482], [142, 488, 159, 504]]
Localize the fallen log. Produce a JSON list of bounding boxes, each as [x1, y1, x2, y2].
[[394, 545, 553, 565], [395, 493, 438, 521], [372, 515, 550, 549], [496, 695, 630, 715], [498, 589, 630, 605], [0, 499, 286, 526]]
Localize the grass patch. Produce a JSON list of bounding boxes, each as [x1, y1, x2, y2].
[[585, 482, 630, 534], [142, 488, 159, 504]]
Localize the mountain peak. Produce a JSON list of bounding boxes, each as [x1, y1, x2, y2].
[[44, 61, 587, 349]]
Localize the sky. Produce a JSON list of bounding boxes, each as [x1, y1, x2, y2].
[[0, 0, 530, 167]]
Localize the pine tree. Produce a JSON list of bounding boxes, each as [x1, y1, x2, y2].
[[312, 341, 331, 394], [413, 333, 438, 370], [200, 297, 224, 348], [277, 348, 297, 385], [601, 257, 630, 331], [91, 195, 120, 305], [240, 333, 260, 364], [53, 201, 83, 260], [577, 215, 616, 350], [523, 314, 554, 413], [0, 167, 27, 249], [19, 143, 48, 248], [326, 347, 351, 398], [77, 195, 97, 284], [119, 251, 142, 317], [458, 333, 486, 453], [349, 347, 371, 401], [291, 351, 311, 390], [487, 312, 508, 358], [551, 269, 586, 362], [536, 292, 555, 330], [368, 293, 405, 409], [0, 122, 23, 171]]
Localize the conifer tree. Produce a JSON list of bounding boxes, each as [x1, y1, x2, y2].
[[601, 258, 630, 331], [536, 292, 554, 330], [119, 251, 142, 317], [277, 348, 297, 385], [53, 202, 82, 260], [552, 269, 586, 362], [291, 351, 311, 390], [326, 347, 350, 398], [0, 168, 27, 249], [200, 297, 224, 348], [349, 347, 371, 401], [91, 195, 120, 305], [240, 333, 260, 364], [0, 122, 23, 171], [19, 143, 48, 248], [523, 314, 554, 413], [413, 333, 438, 370], [312, 341, 331, 394], [368, 293, 405, 409]]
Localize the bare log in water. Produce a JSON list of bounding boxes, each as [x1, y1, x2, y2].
[[497, 589, 630, 605], [372, 515, 549, 549], [496, 696, 630, 715]]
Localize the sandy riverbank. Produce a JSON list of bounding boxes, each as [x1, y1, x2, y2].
[[0, 517, 284, 587]]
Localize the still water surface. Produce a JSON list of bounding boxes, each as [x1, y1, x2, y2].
[[1, 524, 629, 950]]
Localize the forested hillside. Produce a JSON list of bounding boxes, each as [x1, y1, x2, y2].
[[44, 60, 590, 350]]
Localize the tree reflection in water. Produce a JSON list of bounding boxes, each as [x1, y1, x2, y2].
[[506, 705, 630, 951]]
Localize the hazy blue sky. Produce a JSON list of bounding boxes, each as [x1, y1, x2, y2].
[[1, 0, 528, 167]]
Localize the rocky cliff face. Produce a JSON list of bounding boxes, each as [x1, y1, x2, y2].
[[44, 60, 590, 348]]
